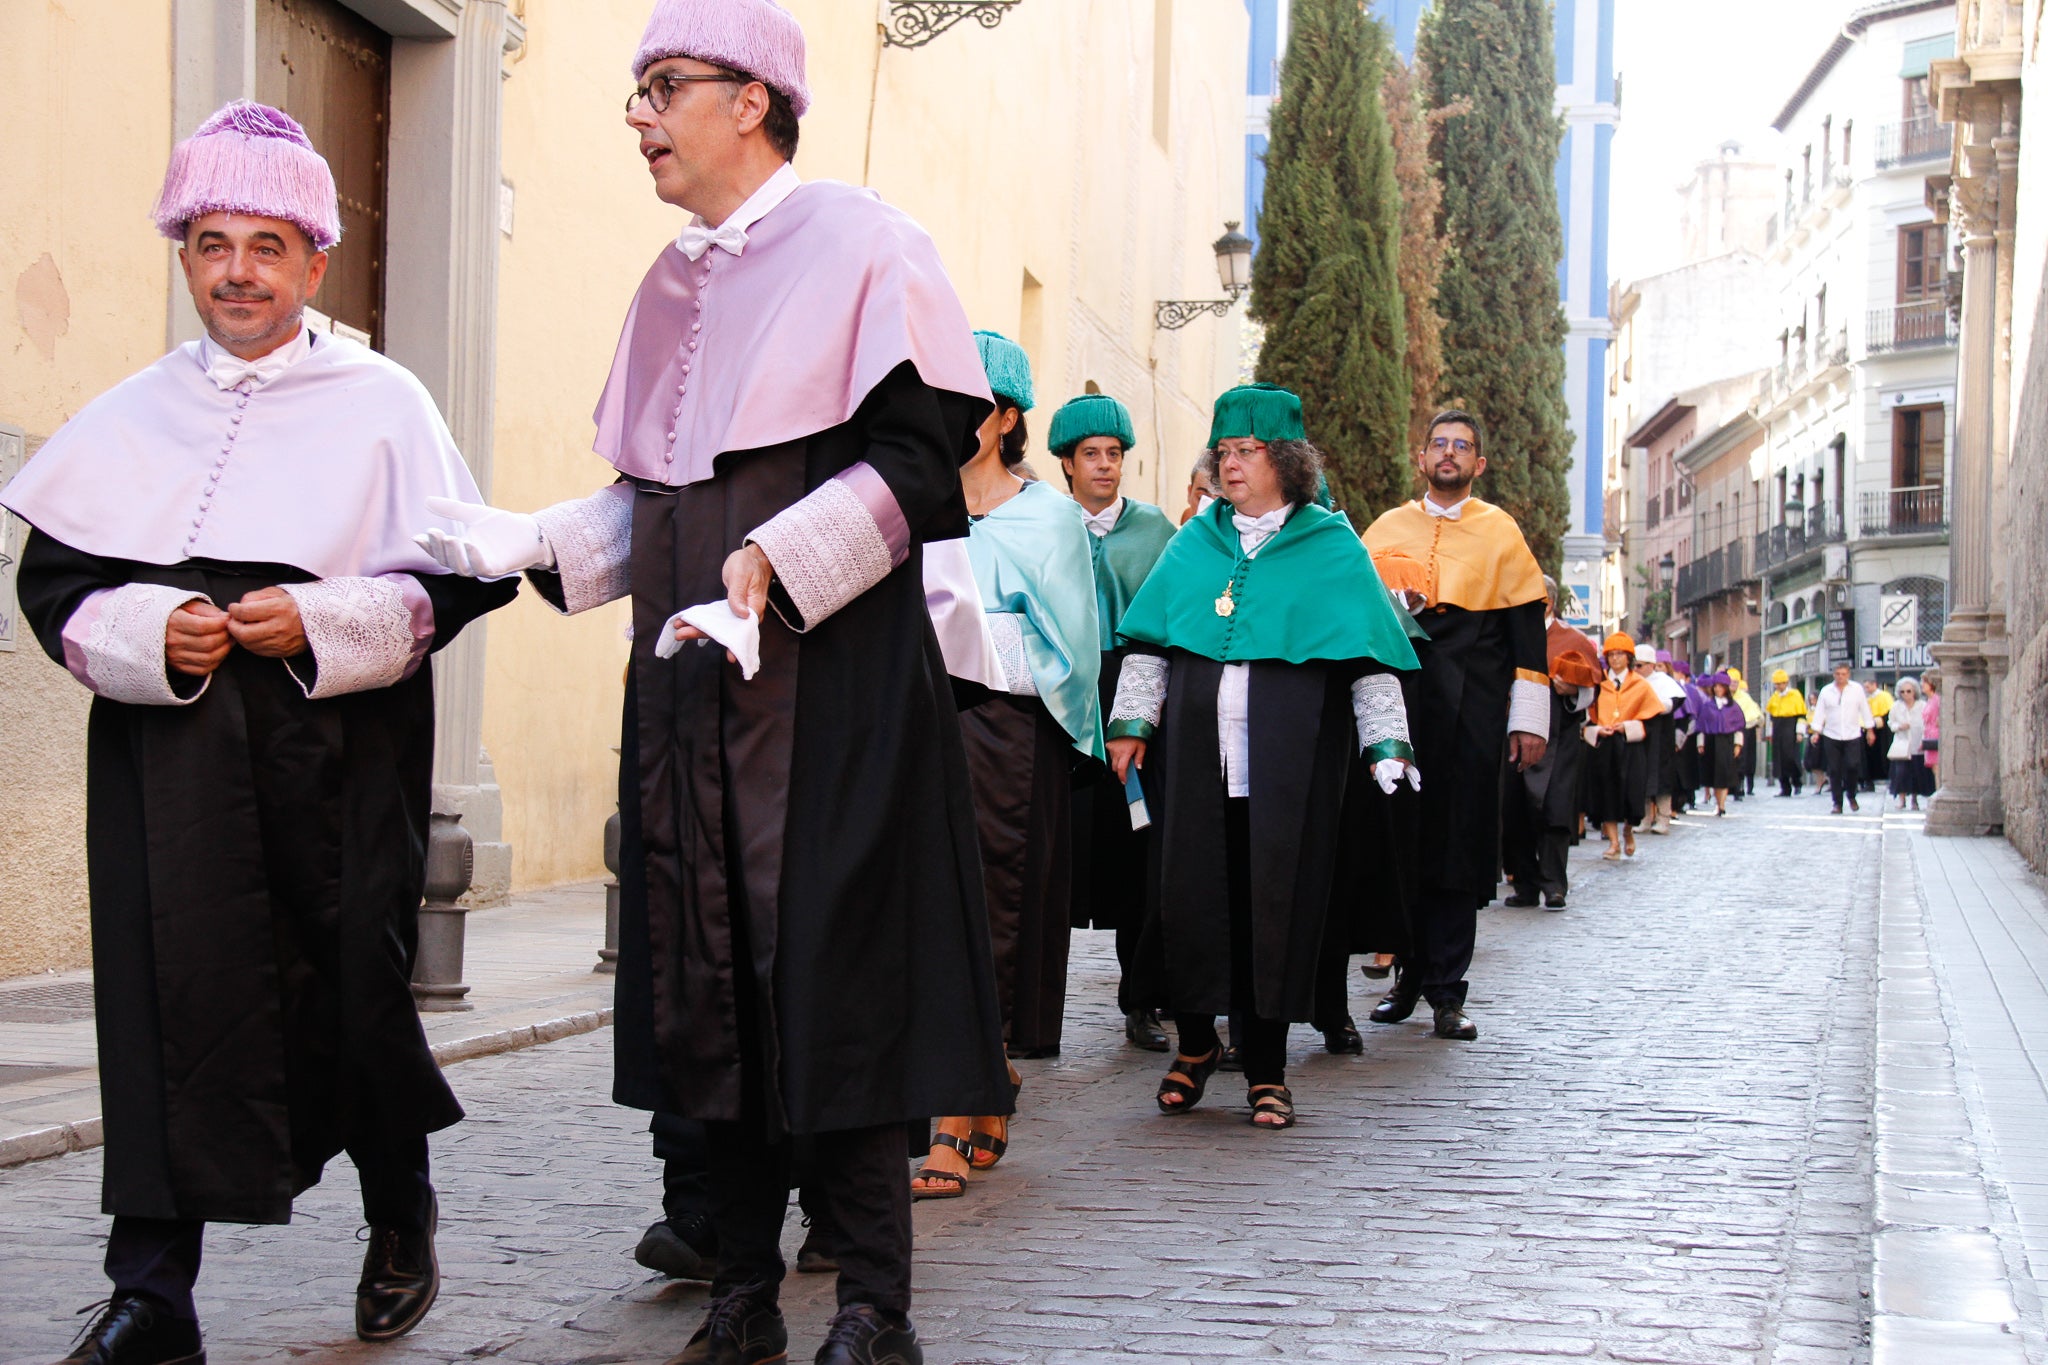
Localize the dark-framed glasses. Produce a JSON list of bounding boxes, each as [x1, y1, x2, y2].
[[1427, 436, 1475, 455], [627, 71, 743, 115]]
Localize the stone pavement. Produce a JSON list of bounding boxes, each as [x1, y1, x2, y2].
[[0, 795, 1921, 1364], [0, 883, 615, 1168]]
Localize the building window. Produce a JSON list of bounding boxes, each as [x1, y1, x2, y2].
[[1903, 74, 1932, 121], [1899, 223, 1947, 303]]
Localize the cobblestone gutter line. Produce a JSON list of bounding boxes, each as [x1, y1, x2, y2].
[[0, 1007, 613, 1171], [1871, 825, 2029, 1362]]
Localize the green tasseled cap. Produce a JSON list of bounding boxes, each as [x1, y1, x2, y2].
[[1207, 383, 1305, 446], [973, 329, 1035, 411], [1047, 393, 1135, 455]]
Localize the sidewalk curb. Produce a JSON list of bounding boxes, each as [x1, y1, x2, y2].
[[0, 1007, 613, 1172]]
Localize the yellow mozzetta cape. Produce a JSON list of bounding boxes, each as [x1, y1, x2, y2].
[[1362, 497, 1550, 688]]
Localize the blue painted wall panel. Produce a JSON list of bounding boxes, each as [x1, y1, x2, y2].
[[1584, 337, 1606, 535]]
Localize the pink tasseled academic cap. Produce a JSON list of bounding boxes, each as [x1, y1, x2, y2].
[[151, 101, 341, 250], [631, 0, 811, 117]]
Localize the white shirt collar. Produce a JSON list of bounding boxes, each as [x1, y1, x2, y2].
[[198, 325, 316, 392], [1233, 503, 1293, 555], [1421, 493, 1471, 520], [1081, 497, 1123, 538], [675, 162, 801, 260]]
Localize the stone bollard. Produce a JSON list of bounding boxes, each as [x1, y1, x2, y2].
[[596, 808, 621, 975], [412, 811, 476, 1012]]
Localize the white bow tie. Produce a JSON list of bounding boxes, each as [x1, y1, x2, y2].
[[204, 348, 293, 392], [677, 220, 750, 262], [1232, 509, 1288, 536]]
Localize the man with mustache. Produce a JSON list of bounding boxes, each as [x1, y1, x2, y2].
[[4, 102, 517, 1364], [415, 2, 1004, 1361], [1359, 409, 1551, 1040]]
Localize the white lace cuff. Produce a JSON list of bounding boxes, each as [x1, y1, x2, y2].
[[985, 612, 1038, 695], [1351, 672, 1415, 764], [1509, 677, 1551, 741], [1108, 654, 1169, 740], [59, 584, 214, 706], [533, 483, 635, 615], [748, 467, 899, 632], [281, 575, 430, 699]]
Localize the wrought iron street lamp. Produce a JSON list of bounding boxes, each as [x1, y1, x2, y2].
[[1155, 222, 1256, 330], [883, 1, 1023, 48], [1657, 551, 1675, 590]]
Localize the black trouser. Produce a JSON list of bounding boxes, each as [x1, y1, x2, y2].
[[1176, 799, 1289, 1087], [654, 1111, 832, 1242], [1409, 886, 1478, 1009], [106, 1132, 431, 1321], [1823, 736, 1863, 807], [1772, 719, 1804, 795], [705, 1120, 911, 1315], [1511, 827, 1570, 898]]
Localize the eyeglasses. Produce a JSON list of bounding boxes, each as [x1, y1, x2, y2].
[[1427, 436, 1475, 455], [627, 71, 743, 115]]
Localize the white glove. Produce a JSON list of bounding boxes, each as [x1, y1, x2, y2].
[[655, 601, 762, 680], [1373, 758, 1421, 794], [414, 497, 553, 578]]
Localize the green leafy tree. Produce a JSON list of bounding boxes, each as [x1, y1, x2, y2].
[[1418, 0, 1573, 570], [1383, 52, 1465, 457], [1251, 0, 1409, 524]]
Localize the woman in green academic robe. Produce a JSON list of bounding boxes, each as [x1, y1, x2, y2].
[[1105, 385, 1419, 1130]]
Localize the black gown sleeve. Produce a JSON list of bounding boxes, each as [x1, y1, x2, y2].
[[409, 570, 519, 652], [17, 529, 131, 668]]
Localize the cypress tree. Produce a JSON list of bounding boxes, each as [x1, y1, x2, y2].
[[1382, 53, 1463, 457], [1418, 0, 1573, 571], [1251, 0, 1409, 524]]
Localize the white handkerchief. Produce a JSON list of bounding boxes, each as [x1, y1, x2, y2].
[[655, 601, 762, 679]]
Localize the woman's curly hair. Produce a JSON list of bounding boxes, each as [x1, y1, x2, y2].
[[1199, 438, 1325, 509]]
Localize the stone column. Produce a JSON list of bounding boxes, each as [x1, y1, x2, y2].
[[385, 1, 515, 898], [1927, 96, 2011, 836]]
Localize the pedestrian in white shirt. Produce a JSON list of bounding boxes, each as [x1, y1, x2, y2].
[[1810, 663, 1875, 813]]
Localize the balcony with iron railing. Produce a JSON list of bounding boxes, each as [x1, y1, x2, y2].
[[1856, 485, 1947, 537], [1867, 299, 1957, 353], [1753, 503, 1847, 572], [1876, 115, 1953, 169], [1675, 537, 1754, 610]]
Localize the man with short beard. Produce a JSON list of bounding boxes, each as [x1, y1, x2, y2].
[[415, 3, 1006, 1361], [5, 102, 516, 1364], [1361, 409, 1550, 1040]]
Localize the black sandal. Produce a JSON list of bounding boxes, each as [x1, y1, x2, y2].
[[967, 1121, 1007, 1171], [1248, 1084, 1296, 1129], [911, 1133, 972, 1200], [1156, 1047, 1222, 1114]]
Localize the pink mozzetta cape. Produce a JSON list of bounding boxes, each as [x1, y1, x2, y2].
[[593, 179, 992, 485], [0, 334, 484, 578]]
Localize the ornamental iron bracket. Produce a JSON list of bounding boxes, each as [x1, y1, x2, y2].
[[883, 1, 1023, 49], [1155, 289, 1247, 331]]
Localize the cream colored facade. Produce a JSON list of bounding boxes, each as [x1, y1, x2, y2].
[[0, 1, 1248, 974]]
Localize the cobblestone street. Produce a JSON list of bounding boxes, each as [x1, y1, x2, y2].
[[0, 802, 1915, 1363]]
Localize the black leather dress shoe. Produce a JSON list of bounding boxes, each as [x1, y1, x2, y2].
[[668, 1283, 787, 1365], [56, 1296, 203, 1365], [1502, 889, 1540, 908], [356, 1193, 440, 1342], [1544, 893, 1566, 910], [1432, 1005, 1479, 1041], [637, 1211, 719, 1281], [1368, 982, 1419, 1025], [1321, 1016, 1365, 1054], [1123, 1009, 1170, 1051], [815, 1304, 922, 1365]]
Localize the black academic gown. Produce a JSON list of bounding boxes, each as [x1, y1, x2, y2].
[[572, 361, 1011, 1140], [1131, 650, 1368, 1023], [15, 534, 514, 1225]]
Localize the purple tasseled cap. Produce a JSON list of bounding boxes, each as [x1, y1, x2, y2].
[[1655, 649, 1675, 665], [1672, 659, 1692, 676], [632, 0, 811, 117], [152, 101, 341, 250]]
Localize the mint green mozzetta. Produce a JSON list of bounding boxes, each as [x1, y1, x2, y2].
[[965, 480, 1105, 760]]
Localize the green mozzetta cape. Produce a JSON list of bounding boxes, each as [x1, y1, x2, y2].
[[1090, 499, 1178, 650], [966, 480, 1107, 761], [1116, 499, 1421, 671]]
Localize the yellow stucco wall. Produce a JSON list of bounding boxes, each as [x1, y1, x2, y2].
[[0, 1, 1250, 961], [481, 0, 1248, 892], [0, 3, 176, 976]]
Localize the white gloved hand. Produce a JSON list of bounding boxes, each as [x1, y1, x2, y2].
[[414, 497, 553, 578], [1373, 758, 1422, 794]]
